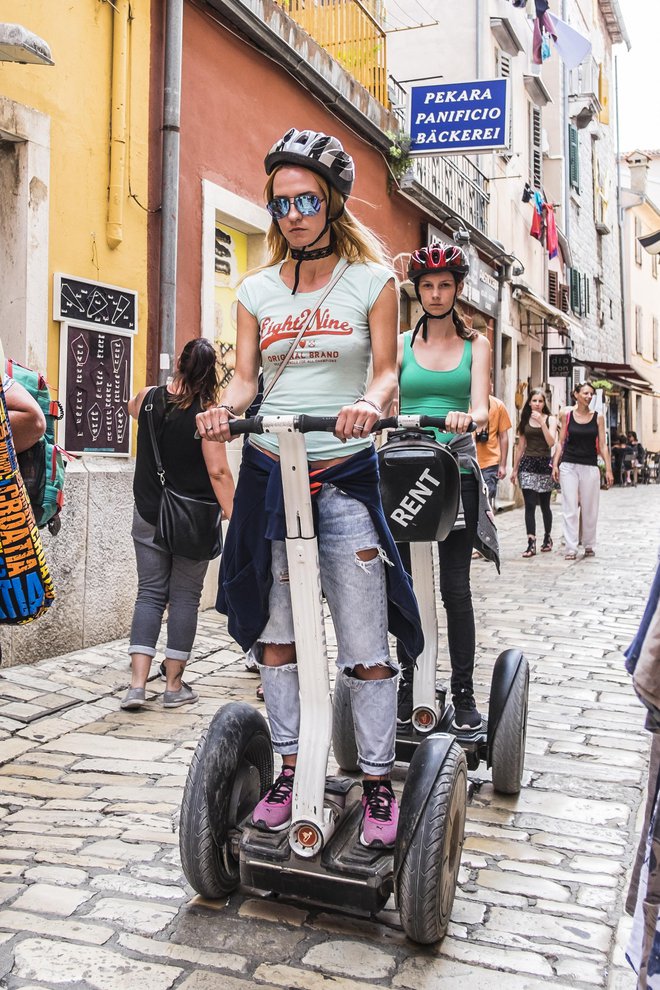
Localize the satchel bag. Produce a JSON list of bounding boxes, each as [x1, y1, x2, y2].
[[145, 388, 222, 561]]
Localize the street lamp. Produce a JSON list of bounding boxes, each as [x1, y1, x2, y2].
[[0, 23, 53, 65]]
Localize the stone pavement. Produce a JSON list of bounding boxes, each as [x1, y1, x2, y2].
[[0, 485, 658, 989]]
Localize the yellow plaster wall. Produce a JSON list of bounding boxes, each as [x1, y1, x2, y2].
[[0, 0, 150, 394]]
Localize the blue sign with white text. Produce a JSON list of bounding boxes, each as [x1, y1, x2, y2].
[[409, 78, 510, 154]]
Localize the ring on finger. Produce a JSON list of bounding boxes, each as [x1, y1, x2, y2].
[[354, 424, 366, 433]]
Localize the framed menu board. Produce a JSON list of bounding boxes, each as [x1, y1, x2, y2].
[[55, 275, 137, 456]]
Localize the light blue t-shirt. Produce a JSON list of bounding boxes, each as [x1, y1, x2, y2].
[[237, 259, 394, 460]]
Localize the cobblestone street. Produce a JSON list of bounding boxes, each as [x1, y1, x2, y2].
[[0, 485, 657, 989]]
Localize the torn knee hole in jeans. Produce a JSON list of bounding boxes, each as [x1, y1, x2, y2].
[[354, 545, 393, 573]]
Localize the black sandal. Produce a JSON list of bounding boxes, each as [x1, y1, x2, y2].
[[256, 683, 264, 702], [522, 538, 536, 558], [540, 533, 553, 552]]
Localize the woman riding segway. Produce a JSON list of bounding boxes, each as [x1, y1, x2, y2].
[[396, 243, 499, 732], [196, 128, 422, 848]]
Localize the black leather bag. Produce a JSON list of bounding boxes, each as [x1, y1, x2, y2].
[[145, 388, 222, 561]]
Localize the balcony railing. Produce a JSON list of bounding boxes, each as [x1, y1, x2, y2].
[[275, 0, 388, 107], [406, 154, 491, 234]]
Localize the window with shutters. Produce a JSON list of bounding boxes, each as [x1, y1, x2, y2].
[[496, 48, 513, 160], [635, 305, 643, 353], [581, 274, 590, 316], [570, 269, 581, 314], [569, 269, 590, 317], [529, 104, 542, 191], [548, 271, 559, 307], [559, 284, 570, 313], [568, 124, 580, 193], [635, 216, 643, 266], [653, 316, 659, 361]]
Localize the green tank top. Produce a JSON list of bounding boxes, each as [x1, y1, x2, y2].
[[399, 332, 473, 448]]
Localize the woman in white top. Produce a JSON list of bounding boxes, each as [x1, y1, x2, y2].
[[197, 128, 421, 849]]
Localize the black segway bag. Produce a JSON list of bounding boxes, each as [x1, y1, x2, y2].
[[378, 429, 460, 543]]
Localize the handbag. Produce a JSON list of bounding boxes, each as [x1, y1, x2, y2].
[[145, 388, 222, 561]]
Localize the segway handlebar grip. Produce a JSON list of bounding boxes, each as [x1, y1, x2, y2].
[[227, 417, 265, 436], [418, 416, 478, 433], [295, 415, 339, 433]]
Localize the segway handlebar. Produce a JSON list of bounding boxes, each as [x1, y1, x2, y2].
[[225, 415, 478, 436]]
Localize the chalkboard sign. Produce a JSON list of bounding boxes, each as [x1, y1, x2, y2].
[[54, 275, 137, 333], [549, 353, 573, 378], [61, 325, 132, 455]]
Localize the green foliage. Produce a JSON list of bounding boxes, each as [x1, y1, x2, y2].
[[386, 130, 413, 183]]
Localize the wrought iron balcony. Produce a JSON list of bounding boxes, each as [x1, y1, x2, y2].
[[274, 0, 388, 107], [401, 154, 491, 235]]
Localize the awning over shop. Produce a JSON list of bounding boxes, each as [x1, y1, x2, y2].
[[583, 361, 656, 395], [511, 283, 571, 332]]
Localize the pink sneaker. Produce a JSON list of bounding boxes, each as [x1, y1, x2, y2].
[[360, 781, 398, 848], [251, 767, 294, 832]]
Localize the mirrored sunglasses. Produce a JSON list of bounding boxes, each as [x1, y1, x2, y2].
[[266, 193, 324, 220]]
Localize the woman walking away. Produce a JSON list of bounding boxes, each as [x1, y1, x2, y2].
[[196, 128, 421, 848], [121, 338, 235, 711], [511, 388, 557, 557], [396, 242, 498, 733], [551, 381, 613, 560]]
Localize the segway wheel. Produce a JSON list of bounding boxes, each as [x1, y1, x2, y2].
[[331, 673, 360, 773], [179, 702, 273, 899], [490, 657, 529, 795], [396, 740, 467, 944]]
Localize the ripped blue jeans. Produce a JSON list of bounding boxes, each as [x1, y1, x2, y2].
[[257, 482, 398, 775]]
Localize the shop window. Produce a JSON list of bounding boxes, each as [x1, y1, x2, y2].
[[568, 123, 580, 193], [201, 179, 270, 387]]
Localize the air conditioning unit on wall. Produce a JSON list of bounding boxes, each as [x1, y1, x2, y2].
[[572, 365, 588, 387]]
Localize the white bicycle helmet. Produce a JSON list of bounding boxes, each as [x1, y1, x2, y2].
[[265, 128, 355, 198]]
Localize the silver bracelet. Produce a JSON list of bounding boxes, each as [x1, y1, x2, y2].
[[356, 396, 383, 415]]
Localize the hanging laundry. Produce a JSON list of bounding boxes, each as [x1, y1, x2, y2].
[[547, 13, 592, 69], [530, 192, 544, 242], [532, 10, 557, 65], [544, 203, 558, 259], [511, 0, 526, 7], [535, 0, 549, 15], [526, 0, 535, 16], [522, 182, 533, 204]]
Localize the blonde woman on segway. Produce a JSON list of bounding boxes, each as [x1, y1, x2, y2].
[[196, 128, 422, 849], [396, 244, 498, 733]]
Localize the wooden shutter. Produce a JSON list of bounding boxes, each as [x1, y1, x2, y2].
[[497, 50, 513, 159], [530, 105, 543, 191], [570, 269, 581, 314], [548, 271, 559, 308], [568, 124, 580, 192], [559, 284, 570, 313], [582, 274, 590, 316]]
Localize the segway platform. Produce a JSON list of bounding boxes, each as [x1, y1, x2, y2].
[[240, 778, 393, 913]]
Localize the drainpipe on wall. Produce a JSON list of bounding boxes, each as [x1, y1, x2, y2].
[[561, 0, 571, 405], [158, 0, 184, 384], [107, 0, 130, 249], [614, 55, 628, 364]]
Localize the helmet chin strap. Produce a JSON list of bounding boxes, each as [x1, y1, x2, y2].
[[411, 283, 459, 345], [286, 203, 345, 294]]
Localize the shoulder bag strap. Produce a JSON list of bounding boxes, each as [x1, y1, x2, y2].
[[144, 386, 166, 487], [261, 260, 351, 403]]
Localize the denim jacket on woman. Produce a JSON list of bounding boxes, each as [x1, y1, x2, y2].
[[217, 441, 423, 659]]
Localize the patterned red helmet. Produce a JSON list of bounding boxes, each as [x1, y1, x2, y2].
[[407, 243, 470, 281]]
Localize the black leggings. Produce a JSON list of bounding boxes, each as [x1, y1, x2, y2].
[[522, 488, 552, 536], [397, 473, 479, 701]]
